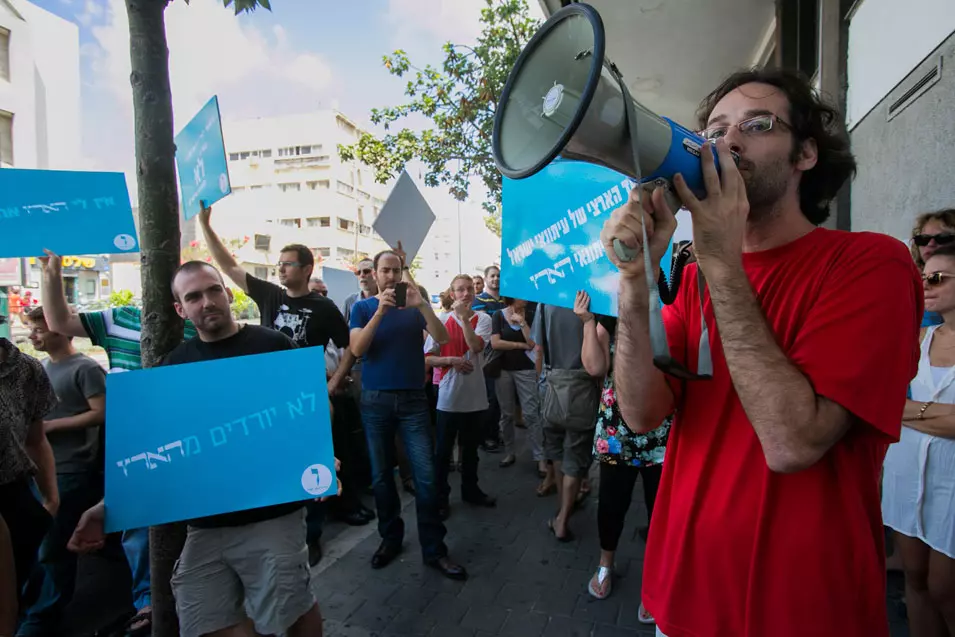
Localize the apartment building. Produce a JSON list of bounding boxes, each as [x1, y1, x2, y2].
[[217, 110, 391, 270]]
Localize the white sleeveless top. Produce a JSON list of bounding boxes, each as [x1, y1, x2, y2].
[[882, 325, 955, 557]]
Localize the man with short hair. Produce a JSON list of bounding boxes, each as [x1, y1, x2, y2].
[[472, 275, 485, 295], [18, 307, 106, 637], [601, 68, 921, 637], [349, 249, 467, 579], [200, 205, 368, 553], [163, 260, 324, 637]]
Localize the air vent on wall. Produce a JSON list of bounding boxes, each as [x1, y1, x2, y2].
[[887, 55, 943, 122]]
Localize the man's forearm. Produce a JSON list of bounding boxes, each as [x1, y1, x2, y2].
[[200, 219, 238, 270], [41, 270, 83, 337], [350, 315, 384, 357], [26, 434, 58, 508], [46, 409, 104, 433], [616, 279, 675, 431], [706, 263, 846, 472], [493, 339, 528, 351], [420, 303, 449, 344], [460, 318, 483, 353], [330, 350, 356, 386]]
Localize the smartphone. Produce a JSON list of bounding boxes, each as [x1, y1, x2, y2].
[[394, 282, 408, 308]]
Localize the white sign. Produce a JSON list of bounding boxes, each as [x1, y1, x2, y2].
[[372, 171, 436, 262]]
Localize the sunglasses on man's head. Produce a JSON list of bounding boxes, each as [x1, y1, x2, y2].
[[355, 268, 373, 276], [914, 233, 955, 247]]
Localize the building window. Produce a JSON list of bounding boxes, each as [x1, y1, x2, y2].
[[306, 216, 330, 228], [338, 218, 355, 232], [307, 180, 330, 190], [229, 153, 239, 161], [232, 186, 245, 193], [254, 266, 269, 279], [261, 149, 272, 158], [359, 224, 372, 236], [279, 182, 301, 192], [0, 110, 11, 166], [314, 247, 330, 258], [337, 247, 355, 259], [0, 28, 9, 82], [240, 151, 250, 160], [250, 184, 272, 190], [280, 218, 302, 228], [337, 181, 354, 195]]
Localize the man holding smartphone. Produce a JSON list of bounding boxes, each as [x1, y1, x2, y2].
[[349, 248, 468, 580]]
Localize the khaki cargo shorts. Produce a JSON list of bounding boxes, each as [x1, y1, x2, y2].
[[171, 509, 314, 637]]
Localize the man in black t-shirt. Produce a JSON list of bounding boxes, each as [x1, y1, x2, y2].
[[199, 203, 374, 548], [163, 261, 324, 637]]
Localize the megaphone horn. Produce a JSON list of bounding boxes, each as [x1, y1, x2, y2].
[[493, 2, 728, 381]]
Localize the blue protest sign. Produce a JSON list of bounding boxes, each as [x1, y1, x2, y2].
[[500, 159, 673, 317], [0, 169, 138, 259], [104, 347, 336, 532], [175, 95, 231, 221]]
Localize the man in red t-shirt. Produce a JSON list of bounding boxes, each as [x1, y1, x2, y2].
[[600, 68, 922, 636]]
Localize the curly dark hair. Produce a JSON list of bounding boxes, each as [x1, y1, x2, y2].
[[696, 67, 857, 226]]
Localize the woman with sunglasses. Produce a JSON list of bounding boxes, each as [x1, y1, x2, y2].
[[911, 209, 955, 328], [883, 242, 955, 636]]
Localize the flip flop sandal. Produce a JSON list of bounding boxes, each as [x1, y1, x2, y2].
[[587, 565, 613, 599], [536, 482, 556, 497], [547, 518, 574, 543], [638, 601, 655, 625]]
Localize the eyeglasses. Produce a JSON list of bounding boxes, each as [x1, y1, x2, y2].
[[355, 268, 373, 277], [913, 234, 955, 248], [701, 114, 793, 141], [277, 261, 303, 268], [923, 272, 955, 286]]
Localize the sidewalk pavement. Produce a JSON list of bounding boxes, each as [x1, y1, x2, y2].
[[310, 428, 912, 637], [62, 428, 910, 637]]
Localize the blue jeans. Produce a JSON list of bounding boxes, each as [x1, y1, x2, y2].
[[121, 527, 151, 611], [360, 389, 447, 561], [18, 473, 101, 636]]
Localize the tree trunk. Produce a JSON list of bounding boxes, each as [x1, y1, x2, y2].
[[124, 1, 186, 635]]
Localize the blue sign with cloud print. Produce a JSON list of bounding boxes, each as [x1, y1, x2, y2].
[[0, 168, 138, 258], [104, 346, 336, 532], [175, 95, 232, 221], [500, 159, 673, 318]]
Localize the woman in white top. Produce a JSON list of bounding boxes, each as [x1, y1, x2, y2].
[[883, 244, 955, 636]]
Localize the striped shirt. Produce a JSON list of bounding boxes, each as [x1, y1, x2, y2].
[[79, 307, 197, 372]]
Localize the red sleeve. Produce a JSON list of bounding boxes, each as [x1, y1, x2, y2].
[[790, 235, 922, 441], [661, 265, 695, 405]]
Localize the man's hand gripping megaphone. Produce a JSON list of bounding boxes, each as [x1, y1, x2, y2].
[[601, 137, 749, 283]]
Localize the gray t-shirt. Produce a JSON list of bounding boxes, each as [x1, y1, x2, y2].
[[43, 353, 106, 473], [531, 304, 585, 370], [343, 291, 371, 374]]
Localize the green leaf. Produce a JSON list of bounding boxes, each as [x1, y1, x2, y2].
[[337, 0, 538, 216]]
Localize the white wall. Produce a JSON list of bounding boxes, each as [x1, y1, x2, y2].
[[0, 0, 79, 169], [846, 0, 955, 128]]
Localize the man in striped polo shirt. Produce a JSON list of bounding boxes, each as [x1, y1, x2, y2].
[[39, 252, 195, 635]]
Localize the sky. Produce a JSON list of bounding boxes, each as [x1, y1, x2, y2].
[[27, 0, 546, 207]]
